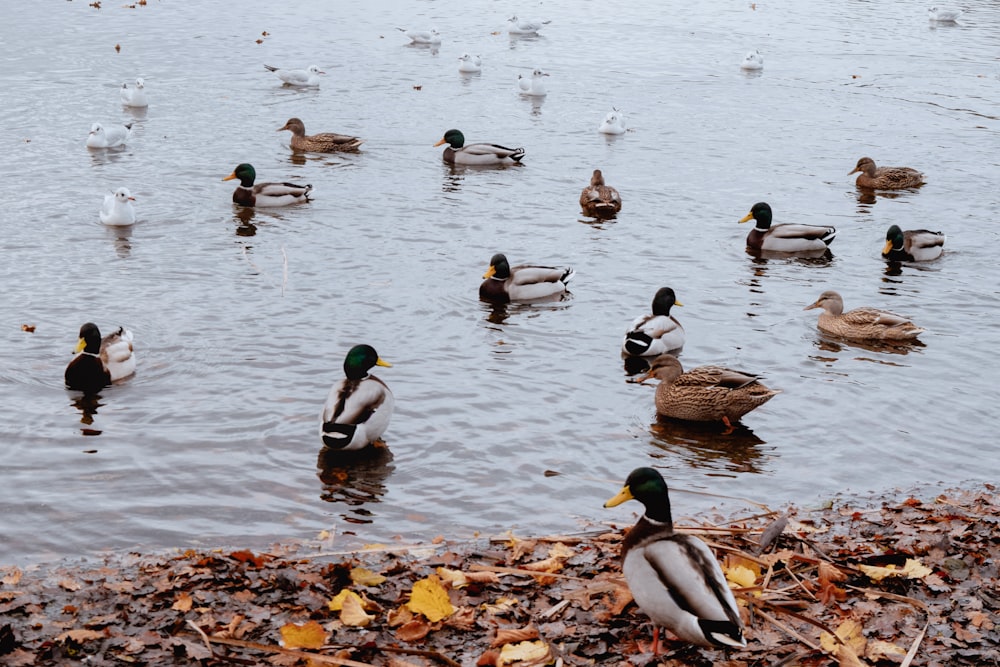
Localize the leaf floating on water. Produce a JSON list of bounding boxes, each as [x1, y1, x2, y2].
[[406, 575, 455, 622], [89, 1, 101, 7], [279, 620, 327, 649], [114, 43, 120, 52], [21, 324, 35, 333], [413, 85, 422, 90]]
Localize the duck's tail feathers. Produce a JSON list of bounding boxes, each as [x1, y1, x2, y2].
[[822, 227, 837, 246], [321, 422, 357, 449], [624, 331, 653, 356], [561, 267, 575, 284], [510, 147, 526, 162], [263, 64, 279, 72], [699, 620, 747, 648]]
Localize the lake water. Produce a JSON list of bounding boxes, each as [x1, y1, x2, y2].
[[2, 0, 999, 565]]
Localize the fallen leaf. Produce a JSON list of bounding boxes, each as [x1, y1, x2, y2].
[[857, 558, 932, 582], [327, 589, 364, 612], [114, 43, 120, 52], [866, 639, 906, 660], [396, 618, 431, 642], [350, 567, 386, 587], [279, 620, 327, 650], [172, 592, 193, 611], [406, 575, 455, 622], [20, 324, 35, 333], [58, 579, 82, 592], [496, 639, 552, 666], [341, 592, 375, 627], [56, 629, 105, 642], [820, 618, 866, 657], [492, 626, 539, 647]]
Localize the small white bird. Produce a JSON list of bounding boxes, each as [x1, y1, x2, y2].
[[100, 187, 136, 226], [263, 64, 324, 87], [741, 49, 764, 71], [120, 78, 148, 107], [928, 6, 962, 22], [507, 15, 550, 34], [517, 68, 549, 96], [599, 108, 626, 135], [86, 122, 133, 148], [397, 27, 441, 44], [458, 53, 482, 73]]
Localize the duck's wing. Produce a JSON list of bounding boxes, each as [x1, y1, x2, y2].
[[905, 230, 945, 250], [680, 365, 760, 390], [767, 223, 837, 240], [461, 142, 524, 159], [322, 378, 389, 425], [100, 327, 134, 364], [509, 265, 571, 286], [253, 181, 312, 197]]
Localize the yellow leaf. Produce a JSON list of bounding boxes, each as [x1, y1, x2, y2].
[[437, 567, 469, 588], [724, 564, 758, 589], [327, 589, 364, 612], [857, 558, 932, 582], [820, 618, 866, 656], [547, 542, 574, 560], [482, 596, 519, 615], [351, 567, 386, 587], [280, 620, 327, 650], [497, 639, 553, 666], [406, 575, 455, 622], [341, 592, 375, 627]]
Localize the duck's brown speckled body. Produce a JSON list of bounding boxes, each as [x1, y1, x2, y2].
[[804, 290, 924, 341], [849, 157, 924, 190], [278, 118, 363, 153], [580, 169, 622, 218]]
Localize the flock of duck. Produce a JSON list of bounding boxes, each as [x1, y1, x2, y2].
[[65, 9, 961, 655]]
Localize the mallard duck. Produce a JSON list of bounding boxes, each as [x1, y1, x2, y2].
[[580, 169, 622, 218], [434, 129, 525, 166], [643, 354, 779, 427], [604, 467, 747, 649], [849, 157, 924, 190], [120, 78, 148, 108], [100, 187, 136, 226], [458, 53, 482, 73], [507, 15, 550, 34], [222, 163, 312, 207], [738, 202, 836, 253], [277, 118, 363, 153], [65, 323, 135, 393], [740, 49, 764, 71], [86, 122, 133, 148], [623, 287, 684, 357], [320, 344, 394, 451], [804, 290, 924, 341], [264, 64, 324, 87], [928, 6, 962, 22], [517, 69, 548, 96], [397, 27, 441, 44], [479, 253, 573, 303], [598, 108, 626, 135], [882, 225, 945, 262]]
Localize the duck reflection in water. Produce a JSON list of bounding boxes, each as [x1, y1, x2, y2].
[[70, 393, 104, 436], [235, 207, 257, 236], [811, 334, 924, 357], [648, 418, 770, 475], [482, 298, 572, 326], [317, 443, 395, 524]]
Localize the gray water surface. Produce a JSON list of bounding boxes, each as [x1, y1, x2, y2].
[[2, 0, 998, 564]]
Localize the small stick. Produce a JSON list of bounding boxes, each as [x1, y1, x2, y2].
[[900, 621, 928, 667], [185, 620, 215, 658], [753, 607, 821, 651], [469, 563, 593, 582], [191, 635, 374, 667]]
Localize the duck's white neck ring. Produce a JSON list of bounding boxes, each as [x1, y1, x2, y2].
[[643, 514, 670, 527], [755, 225, 769, 233]]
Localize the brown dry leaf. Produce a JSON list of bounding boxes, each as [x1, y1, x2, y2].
[[836, 644, 869, 667], [279, 620, 328, 650], [496, 639, 553, 666], [492, 626, 539, 647], [341, 592, 375, 627], [820, 618, 866, 657], [387, 605, 414, 628], [172, 592, 193, 612], [56, 629, 105, 642], [866, 639, 907, 661], [396, 618, 431, 642], [477, 649, 501, 666], [20, 324, 35, 333], [1, 567, 23, 585], [406, 575, 455, 622], [547, 542, 574, 560], [482, 596, 519, 616], [857, 558, 932, 582], [445, 605, 477, 631], [58, 579, 82, 592], [114, 43, 120, 52], [350, 566, 386, 587], [506, 535, 537, 562]]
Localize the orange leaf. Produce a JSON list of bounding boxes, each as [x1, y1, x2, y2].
[[492, 626, 539, 647], [172, 592, 193, 612], [396, 618, 431, 642], [279, 620, 327, 650], [56, 629, 105, 642]]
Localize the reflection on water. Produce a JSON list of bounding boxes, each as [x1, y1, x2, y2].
[[234, 207, 257, 236], [648, 418, 772, 476], [317, 444, 395, 526], [71, 393, 104, 436], [106, 226, 133, 259], [810, 334, 924, 357], [481, 296, 573, 326]]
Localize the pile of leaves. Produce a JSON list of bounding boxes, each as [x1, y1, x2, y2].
[[1, 485, 997, 666]]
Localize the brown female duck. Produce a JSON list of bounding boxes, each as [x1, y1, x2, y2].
[[580, 169, 622, 217], [278, 118, 363, 153], [849, 157, 924, 190], [804, 290, 924, 341]]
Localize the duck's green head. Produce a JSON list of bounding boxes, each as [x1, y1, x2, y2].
[[344, 344, 391, 380], [483, 253, 510, 280], [75, 322, 103, 354], [604, 467, 672, 523], [434, 129, 465, 149], [738, 202, 772, 228], [884, 225, 904, 254], [651, 287, 682, 316], [223, 163, 256, 187]]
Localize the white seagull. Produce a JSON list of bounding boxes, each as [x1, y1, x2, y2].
[[507, 15, 550, 34], [458, 53, 482, 73], [120, 78, 148, 107], [599, 108, 626, 135], [100, 187, 136, 226], [86, 122, 133, 148], [517, 68, 549, 96], [928, 6, 962, 22], [263, 64, 324, 87], [741, 49, 764, 71], [397, 27, 441, 44]]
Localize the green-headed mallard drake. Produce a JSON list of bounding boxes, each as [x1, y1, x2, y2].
[[277, 118, 363, 153], [479, 253, 573, 303], [320, 345, 394, 451], [738, 202, 836, 253], [64, 323, 135, 393], [580, 169, 622, 218], [643, 354, 779, 428], [882, 225, 945, 262], [604, 467, 747, 650], [804, 290, 924, 341], [849, 157, 924, 190], [222, 163, 312, 207], [623, 287, 684, 357], [434, 129, 524, 166]]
